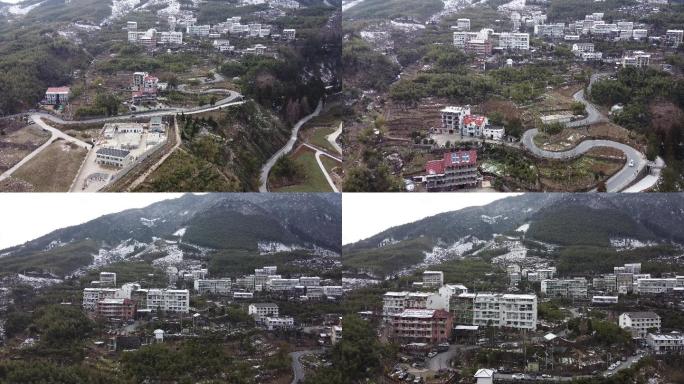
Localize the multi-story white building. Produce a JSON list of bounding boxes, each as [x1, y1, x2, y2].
[[194, 279, 232, 295], [187, 24, 211, 37], [525, 268, 556, 282], [383, 291, 409, 320], [572, 43, 594, 54], [622, 51, 650, 68], [593, 274, 617, 292], [423, 271, 444, 287], [647, 333, 684, 354], [248, 303, 279, 323], [494, 32, 530, 50], [233, 291, 254, 299], [264, 316, 294, 331], [235, 275, 256, 291], [637, 278, 678, 294], [159, 31, 183, 45], [592, 295, 618, 305], [535, 23, 565, 38], [665, 30, 684, 48], [99, 272, 117, 286], [323, 286, 344, 297], [456, 18, 471, 31], [83, 288, 119, 311], [266, 278, 300, 292], [299, 277, 321, 287], [541, 278, 588, 299], [632, 29, 648, 40], [619, 312, 661, 338], [454, 293, 537, 330], [440, 106, 471, 133], [146, 289, 190, 313], [283, 28, 296, 40]]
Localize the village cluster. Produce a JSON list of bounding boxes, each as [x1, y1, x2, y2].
[[81, 265, 344, 329], [373, 263, 684, 383]]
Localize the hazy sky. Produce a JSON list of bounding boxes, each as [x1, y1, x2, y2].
[[0, 193, 183, 250], [342, 193, 521, 245]]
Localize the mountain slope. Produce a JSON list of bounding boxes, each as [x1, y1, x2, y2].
[[0, 193, 342, 276], [343, 193, 684, 275]]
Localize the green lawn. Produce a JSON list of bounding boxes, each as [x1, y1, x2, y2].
[[309, 125, 340, 154], [321, 155, 341, 176], [273, 150, 333, 192]]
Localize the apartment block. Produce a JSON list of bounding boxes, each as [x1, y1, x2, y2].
[[423, 271, 444, 287], [146, 289, 190, 313], [647, 333, 684, 354], [619, 312, 661, 338], [390, 309, 453, 345], [636, 278, 678, 294], [264, 316, 294, 331], [452, 293, 537, 330], [83, 288, 119, 311], [494, 32, 530, 50], [535, 23, 565, 38], [665, 30, 684, 48], [99, 272, 117, 286], [194, 279, 232, 295], [248, 303, 279, 323], [541, 278, 588, 299], [621, 51, 650, 68]]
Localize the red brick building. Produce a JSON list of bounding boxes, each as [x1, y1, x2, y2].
[[424, 150, 479, 191], [391, 309, 454, 345], [96, 298, 136, 321]]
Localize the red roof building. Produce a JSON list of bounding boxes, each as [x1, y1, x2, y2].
[[424, 150, 479, 191]]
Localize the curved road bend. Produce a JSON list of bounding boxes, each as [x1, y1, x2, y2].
[[259, 100, 323, 192], [1, 90, 243, 183], [326, 122, 343, 155], [290, 349, 324, 384], [522, 129, 646, 192]]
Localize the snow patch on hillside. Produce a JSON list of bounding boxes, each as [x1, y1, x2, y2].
[[17, 274, 63, 288], [423, 236, 484, 265], [610, 238, 658, 251], [378, 237, 399, 248], [516, 223, 530, 233], [93, 239, 146, 267], [140, 217, 160, 227], [7, 1, 43, 15], [108, 0, 141, 21], [491, 241, 528, 264], [258, 241, 304, 255], [44, 239, 69, 251], [173, 227, 187, 237], [481, 214, 503, 224]]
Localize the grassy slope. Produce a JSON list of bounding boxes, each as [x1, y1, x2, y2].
[[12, 140, 86, 192], [272, 149, 334, 192], [342, 237, 433, 275], [344, 0, 444, 21], [0, 239, 98, 276]]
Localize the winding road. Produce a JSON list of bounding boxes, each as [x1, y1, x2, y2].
[[521, 130, 647, 192], [520, 73, 662, 192], [0, 88, 244, 185], [259, 100, 323, 192], [289, 349, 324, 384]]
